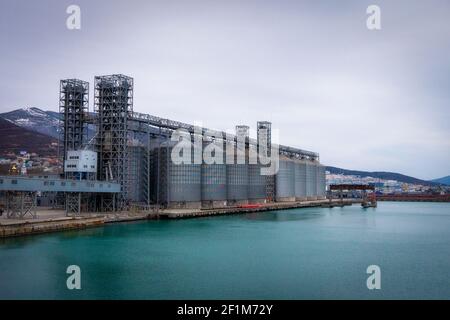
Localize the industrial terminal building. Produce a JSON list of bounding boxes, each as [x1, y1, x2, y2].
[[59, 74, 326, 212]]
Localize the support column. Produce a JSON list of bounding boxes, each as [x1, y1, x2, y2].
[[66, 192, 81, 216], [5, 191, 37, 219]]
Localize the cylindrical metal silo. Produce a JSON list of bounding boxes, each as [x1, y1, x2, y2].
[[276, 157, 295, 202], [294, 159, 307, 201], [306, 160, 317, 200], [156, 140, 202, 209], [316, 163, 326, 200], [248, 163, 266, 203], [226, 143, 249, 205], [127, 145, 144, 203], [321, 164, 327, 198], [201, 140, 227, 208], [168, 163, 201, 208]]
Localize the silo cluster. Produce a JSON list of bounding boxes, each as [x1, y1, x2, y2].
[[275, 157, 325, 203], [59, 74, 326, 211], [146, 133, 326, 209]]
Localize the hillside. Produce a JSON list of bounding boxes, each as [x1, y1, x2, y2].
[[325, 166, 440, 186], [0, 117, 58, 156], [431, 176, 450, 186], [0, 107, 61, 139], [0, 107, 97, 139]]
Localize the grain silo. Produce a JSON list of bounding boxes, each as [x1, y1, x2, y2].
[[226, 141, 249, 205], [248, 164, 267, 203], [275, 157, 296, 202], [127, 145, 145, 203], [306, 160, 317, 200], [316, 163, 327, 200], [151, 141, 202, 209], [201, 140, 227, 208], [294, 159, 307, 201]]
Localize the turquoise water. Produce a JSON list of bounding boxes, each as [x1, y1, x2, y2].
[[1, 202, 450, 299]]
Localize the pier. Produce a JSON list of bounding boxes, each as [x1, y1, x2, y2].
[[0, 199, 356, 238], [329, 184, 377, 208], [156, 199, 355, 219]]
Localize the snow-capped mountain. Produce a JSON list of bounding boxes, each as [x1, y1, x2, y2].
[[0, 117, 57, 156], [0, 107, 61, 139]]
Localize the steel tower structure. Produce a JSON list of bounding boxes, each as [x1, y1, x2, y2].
[[59, 79, 89, 166], [94, 74, 133, 210], [257, 121, 274, 201]]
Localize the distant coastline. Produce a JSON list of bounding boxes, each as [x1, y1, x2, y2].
[[376, 194, 450, 202]]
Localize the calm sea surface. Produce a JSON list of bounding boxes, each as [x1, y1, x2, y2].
[[1, 202, 449, 299]]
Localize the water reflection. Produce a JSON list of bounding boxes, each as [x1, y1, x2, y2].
[[245, 209, 325, 222]]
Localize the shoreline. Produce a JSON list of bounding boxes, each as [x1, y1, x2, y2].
[[0, 199, 355, 239], [377, 195, 450, 202], [5, 198, 448, 239]]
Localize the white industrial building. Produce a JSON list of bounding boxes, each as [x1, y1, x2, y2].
[[64, 150, 97, 173]]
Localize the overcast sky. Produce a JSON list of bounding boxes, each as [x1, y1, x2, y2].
[[0, 0, 449, 179]]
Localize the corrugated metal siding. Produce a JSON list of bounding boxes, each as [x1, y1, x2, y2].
[[168, 161, 201, 202], [201, 163, 227, 201], [227, 163, 249, 200], [248, 164, 266, 200], [305, 161, 317, 197], [294, 161, 307, 198], [127, 146, 144, 202], [152, 144, 202, 204], [276, 159, 295, 198], [316, 164, 326, 197]]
